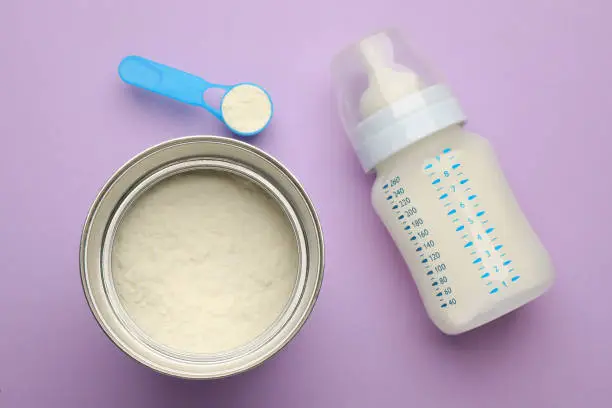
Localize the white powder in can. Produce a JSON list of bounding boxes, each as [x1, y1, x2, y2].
[[111, 171, 298, 354], [221, 84, 273, 134]]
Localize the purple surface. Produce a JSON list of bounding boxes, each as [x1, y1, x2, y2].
[[1, 0, 611, 406]]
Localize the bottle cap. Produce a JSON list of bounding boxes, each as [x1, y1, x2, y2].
[[331, 28, 466, 172]]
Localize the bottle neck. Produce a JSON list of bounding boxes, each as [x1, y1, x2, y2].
[[352, 85, 467, 173], [374, 124, 463, 175]]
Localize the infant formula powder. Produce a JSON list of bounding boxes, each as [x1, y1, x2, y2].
[[221, 84, 273, 135], [111, 171, 298, 354]]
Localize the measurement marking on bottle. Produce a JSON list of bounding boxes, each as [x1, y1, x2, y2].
[[424, 148, 519, 294], [383, 178, 456, 308]]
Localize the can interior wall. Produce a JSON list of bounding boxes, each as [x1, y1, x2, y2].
[[80, 136, 324, 379]]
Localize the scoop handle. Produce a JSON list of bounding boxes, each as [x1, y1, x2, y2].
[[118, 56, 227, 117]]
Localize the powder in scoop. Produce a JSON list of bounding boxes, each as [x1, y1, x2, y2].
[[221, 84, 272, 134], [111, 171, 298, 354]]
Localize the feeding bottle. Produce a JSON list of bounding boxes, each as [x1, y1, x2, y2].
[[331, 29, 554, 334]]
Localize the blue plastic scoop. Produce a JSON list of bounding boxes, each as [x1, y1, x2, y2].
[[118, 56, 273, 136]]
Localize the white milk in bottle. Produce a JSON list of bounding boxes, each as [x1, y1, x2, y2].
[[331, 29, 554, 334]]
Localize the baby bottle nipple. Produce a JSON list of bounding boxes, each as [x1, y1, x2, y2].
[[358, 33, 423, 118]]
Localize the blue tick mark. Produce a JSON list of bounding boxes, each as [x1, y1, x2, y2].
[[460, 179, 469, 184], [404, 226, 411, 230], [489, 288, 499, 294], [494, 245, 503, 251], [511, 276, 520, 282], [476, 211, 486, 217], [456, 225, 465, 232], [473, 258, 483, 264], [441, 303, 448, 308], [486, 228, 495, 234], [392, 205, 398, 210], [387, 195, 393, 200], [427, 271, 434, 276], [503, 260, 512, 266], [432, 282, 439, 286], [432, 179, 441, 185], [448, 209, 457, 215], [383, 184, 389, 189], [452, 163, 461, 169], [440, 193, 448, 199], [464, 241, 473, 248], [422, 259, 428, 264], [468, 195, 477, 200], [411, 236, 417, 241], [424, 163, 433, 170], [481, 272, 490, 278], [443, 148, 452, 153]]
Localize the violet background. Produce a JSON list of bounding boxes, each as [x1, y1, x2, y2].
[[1, 0, 610, 406]]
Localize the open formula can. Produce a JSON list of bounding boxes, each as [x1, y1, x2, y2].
[[80, 136, 324, 379]]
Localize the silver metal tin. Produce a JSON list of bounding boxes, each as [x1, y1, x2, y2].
[[80, 136, 324, 379]]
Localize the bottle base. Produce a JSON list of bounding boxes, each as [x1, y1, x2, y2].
[[437, 279, 553, 335]]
